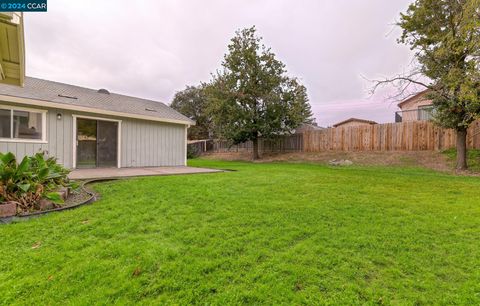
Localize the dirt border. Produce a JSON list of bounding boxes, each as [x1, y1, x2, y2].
[[201, 150, 480, 176], [0, 179, 106, 224]]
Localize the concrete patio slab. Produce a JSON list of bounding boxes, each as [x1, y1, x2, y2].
[[69, 166, 223, 180]]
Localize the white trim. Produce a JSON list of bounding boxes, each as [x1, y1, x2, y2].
[[184, 125, 188, 166], [0, 94, 194, 126], [72, 114, 122, 169], [72, 116, 77, 169], [72, 114, 122, 123], [117, 121, 122, 168], [0, 139, 47, 144], [0, 104, 48, 114], [0, 104, 47, 143]]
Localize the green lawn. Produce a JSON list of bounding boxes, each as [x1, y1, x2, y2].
[[443, 148, 480, 172], [1, 160, 480, 304]]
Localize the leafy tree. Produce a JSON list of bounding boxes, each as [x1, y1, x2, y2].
[[171, 85, 212, 140], [206, 26, 314, 160], [375, 0, 480, 170]]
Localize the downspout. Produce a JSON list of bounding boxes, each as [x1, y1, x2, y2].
[[185, 125, 189, 166]]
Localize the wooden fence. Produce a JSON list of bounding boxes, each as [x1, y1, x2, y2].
[[187, 140, 215, 156], [211, 134, 303, 153], [199, 120, 480, 155], [304, 120, 480, 152]]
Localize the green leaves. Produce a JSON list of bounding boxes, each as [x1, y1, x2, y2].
[[171, 85, 212, 139], [393, 0, 480, 169], [0, 152, 16, 165], [45, 192, 64, 204], [17, 183, 31, 193], [0, 152, 75, 212], [398, 0, 480, 129], [206, 26, 314, 157], [17, 157, 31, 174]]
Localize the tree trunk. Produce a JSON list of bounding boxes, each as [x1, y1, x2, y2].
[[456, 128, 468, 170], [252, 137, 260, 160]]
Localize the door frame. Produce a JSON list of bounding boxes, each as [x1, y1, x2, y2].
[[72, 115, 122, 169]]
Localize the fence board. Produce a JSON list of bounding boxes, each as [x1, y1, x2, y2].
[[303, 120, 480, 152], [203, 120, 480, 155]]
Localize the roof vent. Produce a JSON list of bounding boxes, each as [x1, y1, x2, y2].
[[97, 88, 110, 94], [58, 94, 78, 99], [145, 108, 157, 112]]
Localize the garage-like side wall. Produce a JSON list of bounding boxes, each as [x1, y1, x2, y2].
[[0, 103, 186, 168], [121, 118, 186, 167]]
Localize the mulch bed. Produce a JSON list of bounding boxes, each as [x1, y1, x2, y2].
[[0, 180, 97, 224], [64, 184, 93, 206]]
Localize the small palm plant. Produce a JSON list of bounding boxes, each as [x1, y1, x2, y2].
[[0, 152, 77, 212]]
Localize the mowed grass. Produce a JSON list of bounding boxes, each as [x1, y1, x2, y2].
[[1, 160, 480, 304], [443, 148, 480, 172]]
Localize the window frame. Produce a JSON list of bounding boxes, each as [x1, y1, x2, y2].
[[417, 104, 434, 121], [0, 105, 48, 143]]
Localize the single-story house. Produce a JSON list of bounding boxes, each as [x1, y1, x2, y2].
[[0, 77, 194, 169], [396, 90, 433, 122], [332, 118, 377, 128]]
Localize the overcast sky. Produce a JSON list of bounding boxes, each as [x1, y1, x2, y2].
[[24, 0, 416, 127]]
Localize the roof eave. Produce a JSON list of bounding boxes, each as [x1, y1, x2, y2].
[[397, 89, 430, 108], [0, 94, 194, 125], [333, 118, 377, 127]]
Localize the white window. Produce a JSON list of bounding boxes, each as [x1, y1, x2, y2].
[[0, 106, 47, 143], [418, 105, 434, 121]]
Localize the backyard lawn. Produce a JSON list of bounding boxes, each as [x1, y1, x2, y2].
[[1, 160, 480, 304]]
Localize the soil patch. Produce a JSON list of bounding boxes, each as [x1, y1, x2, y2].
[[1, 181, 96, 223], [202, 151, 458, 173], [64, 183, 93, 206]]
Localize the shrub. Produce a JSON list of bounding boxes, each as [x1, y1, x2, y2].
[[187, 144, 201, 159], [0, 152, 77, 212]]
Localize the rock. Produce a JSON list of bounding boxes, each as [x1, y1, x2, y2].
[[0, 202, 17, 217], [328, 159, 353, 166], [57, 191, 67, 201], [58, 187, 69, 200], [38, 199, 54, 211]]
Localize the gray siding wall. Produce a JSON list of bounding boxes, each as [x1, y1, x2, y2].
[[0, 102, 186, 168], [121, 118, 186, 167]]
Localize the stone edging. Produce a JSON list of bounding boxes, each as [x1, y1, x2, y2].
[[0, 179, 114, 224], [0, 170, 227, 224]]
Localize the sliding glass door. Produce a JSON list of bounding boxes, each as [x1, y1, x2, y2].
[[76, 118, 97, 168], [76, 118, 118, 168], [97, 120, 118, 168]]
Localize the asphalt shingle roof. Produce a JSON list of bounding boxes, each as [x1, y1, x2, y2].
[[0, 77, 194, 125]]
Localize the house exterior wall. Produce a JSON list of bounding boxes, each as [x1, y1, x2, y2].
[[398, 94, 433, 122], [399, 95, 433, 111], [120, 118, 185, 167], [0, 102, 186, 168]]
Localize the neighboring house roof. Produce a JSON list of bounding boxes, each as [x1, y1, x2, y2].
[[333, 118, 377, 128], [295, 123, 325, 133], [397, 89, 431, 109], [0, 77, 194, 125]]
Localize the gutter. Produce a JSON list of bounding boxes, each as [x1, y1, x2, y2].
[[0, 94, 195, 126]]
